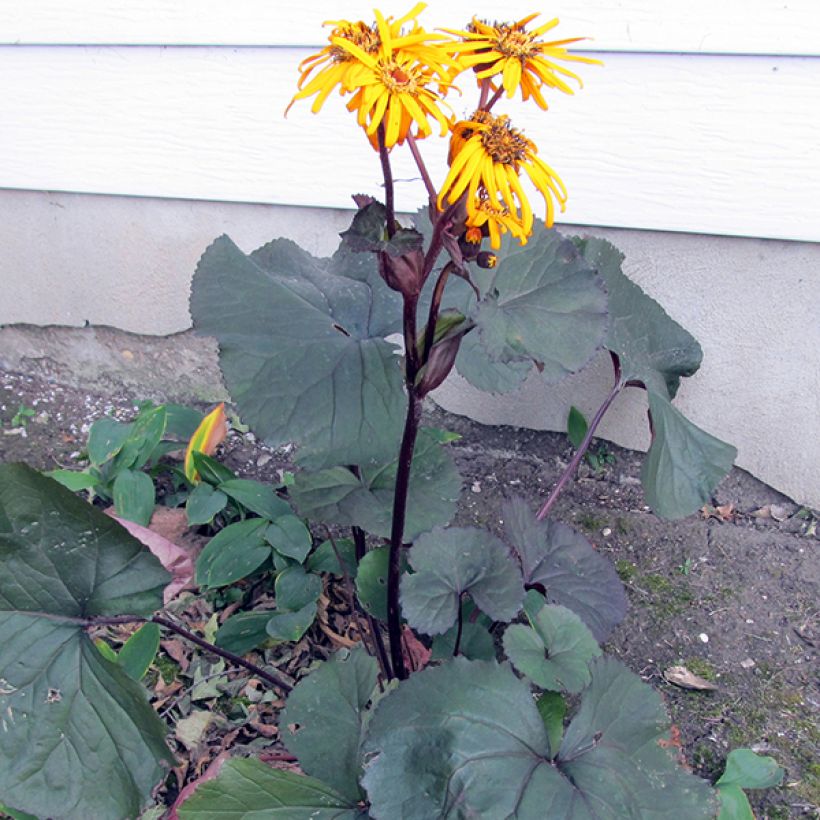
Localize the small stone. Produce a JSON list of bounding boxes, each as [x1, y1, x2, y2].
[[246, 432, 256, 443], [740, 658, 755, 669], [471, 481, 482, 494], [256, 453, 273, 468], [745, 618, 754, 624], [698, 633, 709, 644], [602, 527, 612, 537], [121, 349, 134, 361]]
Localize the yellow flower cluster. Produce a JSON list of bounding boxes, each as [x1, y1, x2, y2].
[[288, 5, 599, 248]]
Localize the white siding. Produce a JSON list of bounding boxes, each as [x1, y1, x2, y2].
[[2, 0, 819, 55], [1, 45, 817, 241]]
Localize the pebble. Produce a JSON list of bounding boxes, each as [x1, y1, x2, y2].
[[740, 658, 756, 669], [471, 481, 481, 494], [601, 527, 612, 537], [256, 453, 273, 468], [698, 633, 709, 643]]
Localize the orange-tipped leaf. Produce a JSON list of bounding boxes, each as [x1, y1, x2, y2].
[[184, 403, 228, 483]]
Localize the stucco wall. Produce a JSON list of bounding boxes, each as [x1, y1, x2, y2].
[[0, 189, 817, 508]]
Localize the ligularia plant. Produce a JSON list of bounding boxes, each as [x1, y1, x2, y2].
[[0, 5, 743, 818]]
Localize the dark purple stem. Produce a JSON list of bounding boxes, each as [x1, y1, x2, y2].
[[536, 380, 625, 521], [453, 597, 464, 657], [485, 85, 505, 112], [406, 133, 437, 203], [404, 296, 420, 381], [421, 261, 455, 364], [377, 124, 395, 237], [387, 388, 422, 680]]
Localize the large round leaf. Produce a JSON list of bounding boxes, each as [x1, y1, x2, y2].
[[503, 496, 627, 642], [281, 647, 378, 803], [290, 429, 461, 540], [191, 236, 406, 469], [177, 759, 366, 819], [504, 602, 601, 694], [362, 657, 715, 819], [400, 527, 524, 635], [471, 227, 608, 381], [0, 464, 173, 820]]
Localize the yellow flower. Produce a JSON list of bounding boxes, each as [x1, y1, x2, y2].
[[288, 4, 457, 149], [438, 111, 567, 247], [443, 14, 601, 109]]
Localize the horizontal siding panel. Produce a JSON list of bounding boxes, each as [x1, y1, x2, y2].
[[0, 45, 818, 241], [1, 0, 819, 56]]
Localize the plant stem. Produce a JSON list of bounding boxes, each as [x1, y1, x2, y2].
[[404, 296, 420, 380], [535, 380, 625, 521], [387, 389, 422, 680], [478, 78, 491, 110], [351, 522, 367, 562], [453, 597, 464, 657], [406, 133, 437, 203], [377, 125, 395, 237], [485, 85, 504, 111], [150, 615, 293, 694], [421, 261, 455, 364]]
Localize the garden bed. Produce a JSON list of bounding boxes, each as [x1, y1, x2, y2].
[[1, 367, 817, 817]]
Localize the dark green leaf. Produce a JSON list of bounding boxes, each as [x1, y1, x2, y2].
[[290, 429, 461, 540], [94, 638, 119, 662], [195, 519, 269, 588], [214, 610, 272, 653], [503, 496, 627, 642], [177, 759, 366, 819], [400, 526, 524, 635], [355, 546, 392, 621], [716, 749, 784, 790], [219, 478, 291, 521], [536, 691, 566, 758], [282, 647, 378, 802], [567, 405, 588, 450], [0, 464, 173, 820], [114, 406, 167, 472], [265, 515, 313, 563], [472, 227, 608, 381], [215, 611, 276, 654], [339, 200, 387, 252], [191, 235, 406, 469], [45, 469, 99, 492], [112, 468, 155, 526], [265, 601, 317, 642], [642, 391, 738, 519], [163, 404, 205, 440], [186, 481, 228, 526], [87, 417, 132, 466], [0, 803, 38, 820], [716, 784, 754, 820], [306, 538, 357, 577], [503, 603, 601, 693], [362, 657, 715, 819], [118, 622, 161, 681], [430, 620, 496, 661], [191, 451, 236, 485], [275, 566, 322, 612], [455, 330, 533, 393]]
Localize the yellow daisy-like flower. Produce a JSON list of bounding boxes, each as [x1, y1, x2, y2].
[[443, 14, 601, 109], [288, 4, 457, 149], [438, 111, 567, 247]]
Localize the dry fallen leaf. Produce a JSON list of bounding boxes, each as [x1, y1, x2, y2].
[[663, 665, 718, 691], [700, 503, 735, 522]]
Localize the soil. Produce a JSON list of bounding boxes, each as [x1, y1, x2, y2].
[[1, 368, 818, 818]]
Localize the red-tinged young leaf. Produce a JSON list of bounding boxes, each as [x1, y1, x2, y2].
[[185, 403, 228, 483]]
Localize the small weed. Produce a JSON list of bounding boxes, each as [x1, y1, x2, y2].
[[677, 557, 694, 575], [577, 512, 607, 532], [10, 403, 36, 427], [616, 559, 637, 582]]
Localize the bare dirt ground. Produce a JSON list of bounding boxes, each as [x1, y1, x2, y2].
[[1, 368, 817, 818]]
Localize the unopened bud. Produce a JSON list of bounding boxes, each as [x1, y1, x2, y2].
[[477, 251, 497, 269]]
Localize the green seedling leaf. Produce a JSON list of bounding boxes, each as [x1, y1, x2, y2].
[[471, 226, 607, 381], [118, 622, 161, 681], [400, 526, 524, 635], [195, 518, 269, 588], [265, 515, 313, 563], [503, 603, 601, 693], [281, 647, 378, 802], [190, 451, 236, 485], [219, 478, 291, 521], [577, 238, 736, 518], [275, 565, 322, 612], [265, 601, 317, 642], [717, 749, 784, 790], [114, 405, 167, 472], [363, 657, 714, 819], [177, 759, 365, 819], [306, 537, 357, 577], [215, 611, 276, 654], [567, 405, 588, 449], [87, 416, 132, 465], [186, 481, 228, 526], [112, 467, 156, 526], [0, 464, 173, 820], [290, 429, 461, 540], [716, 783, 754, 820], [191, 235, 406, 469], [536, 691, 566, 757], [45, 468, 99, 492], [642, 391, 738, 519], [94, 638, 119, 662], [503, 496, 627, 641]]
